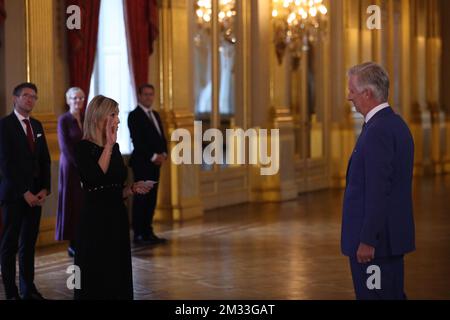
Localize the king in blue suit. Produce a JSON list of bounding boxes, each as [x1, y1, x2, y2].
[[342, 62, 415, 300]]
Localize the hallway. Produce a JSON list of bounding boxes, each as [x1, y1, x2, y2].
[[1, 176, 449, 300]]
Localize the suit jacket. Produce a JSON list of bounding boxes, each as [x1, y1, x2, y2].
[[341, 107, 415, 258], [0, 112, 51, 202], [128, 106, 168, 180]]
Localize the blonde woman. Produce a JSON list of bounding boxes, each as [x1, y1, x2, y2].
[[74, 95, 152, 300]]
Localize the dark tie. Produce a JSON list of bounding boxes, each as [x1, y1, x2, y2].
[[147, 110, 162, 136], [23, 119, 35, 153]]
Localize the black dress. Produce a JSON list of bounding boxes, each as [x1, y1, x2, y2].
[[74, 140, 133, 300]]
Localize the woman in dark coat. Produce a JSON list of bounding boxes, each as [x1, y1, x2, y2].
[[74, 95, 153, 300], [55, 87, 85, 257]]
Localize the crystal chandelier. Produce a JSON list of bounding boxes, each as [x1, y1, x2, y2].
[[194, 0, 237, 45], [272, 0, 328, 67]]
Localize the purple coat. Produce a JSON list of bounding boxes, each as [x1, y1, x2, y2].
[[55, 112, 83, 240]]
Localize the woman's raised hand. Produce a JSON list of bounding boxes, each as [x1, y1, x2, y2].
[[105, 113, 118, 147]]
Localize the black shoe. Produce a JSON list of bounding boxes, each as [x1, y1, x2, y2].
[[133, 235, 153, 245], [68, 246, 75, 258], [148, 234, 168, 244], [21, 291, 46, 300], [6, 293, 21, 300], [134, 234, 167, 245]]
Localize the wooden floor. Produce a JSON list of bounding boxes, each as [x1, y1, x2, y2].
[[1, 176, 450, 300]]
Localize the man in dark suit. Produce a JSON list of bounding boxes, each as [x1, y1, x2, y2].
[[128, 84, 168, 245], [0, 83, 51, 300], [342, 62, 415, 300]]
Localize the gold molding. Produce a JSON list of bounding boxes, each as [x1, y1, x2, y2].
[[271, 106, 294, 124], [24, 0, 59, 159], [25, 0, 31, 82], [25, 0, 56, 115], [242, 0, 251, 129], [400, 0, 412, 123], [159, 0, 174, 111], [211, 0, 219, 129], [155, 1, 203, 220]]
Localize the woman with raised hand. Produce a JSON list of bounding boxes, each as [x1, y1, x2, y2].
[[74, 95, 152, 300]]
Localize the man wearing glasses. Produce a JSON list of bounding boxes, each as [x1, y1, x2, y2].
[[0, 82, 51, 300]]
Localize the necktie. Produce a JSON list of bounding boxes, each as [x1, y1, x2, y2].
[[147, 110, 162, 136], [23, 119, 35, 153]]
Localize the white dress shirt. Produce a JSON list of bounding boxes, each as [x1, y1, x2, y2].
[[138, 103, 162, 136], [365, 102, 390, 123], [138, 104, 165, 162], [14, 108, 34, 139]]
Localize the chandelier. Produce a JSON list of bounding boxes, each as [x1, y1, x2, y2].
[[272, 0, 328, 67], [194, 0, 237, 45]]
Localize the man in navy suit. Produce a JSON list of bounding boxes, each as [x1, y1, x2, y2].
[[342, 62, 415, 300], [128, 84, 168, 245], [0, 83, 51, 300]]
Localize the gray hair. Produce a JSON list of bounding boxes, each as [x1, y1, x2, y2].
[[347, 62, 390, 102], [65, 87, 85, 101]]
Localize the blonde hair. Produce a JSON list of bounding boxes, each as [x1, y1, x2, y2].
[[83, 95, 119, 145]]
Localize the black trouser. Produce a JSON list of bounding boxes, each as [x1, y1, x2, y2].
[[132, 184, 159, 238], [131, 165, 160, 238], [0, 200, 42, 298]]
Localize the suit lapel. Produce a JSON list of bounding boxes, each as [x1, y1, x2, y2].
[[148, 110, 160, 135], [345, 156, 352, 183], [137, 105, 152, 127], [137, 106, 162, 137], [30, 119, 40, 151], [346, 119, 369, 183], [150, 110, 163, 137], [346, 107, 393, 184]]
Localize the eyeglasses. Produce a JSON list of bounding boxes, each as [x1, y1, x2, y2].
[[70, 97, 85, 101], [20, 93, 38, 101]]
